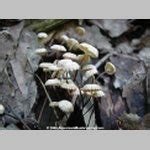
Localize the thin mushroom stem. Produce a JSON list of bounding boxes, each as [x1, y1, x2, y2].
[[96, 72, 106, 80], [73, 70, 79, 81], [35, 74, 52, 103], [34, 74, 59, 119]]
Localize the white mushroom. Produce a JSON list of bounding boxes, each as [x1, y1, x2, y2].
[[82, 68, 98, 82], [63, 52, 78, 61], [57, 59, 80, 72], [66, 38, 79, 50], [104, 62, 116, 75], [75, 26, 86, 36], [39, 62, 62, 71], [81, 84, 102, 92], [77, 54, 91, 64], [79, 43, 99, 58], [45, 79, 61, 87], [85, 90, 105, 97], [60, 34, 69, 44], [37, 32, 48, 39], [50, 44, 67, 52], [0, 104, 5, 115], [60, 80, 78, 91], [81, 64, 97, 72], [35, 48, 48, 55], [50, 100, 74, 113]]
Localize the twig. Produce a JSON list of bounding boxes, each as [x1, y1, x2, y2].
[[95, 52, 114, 69], [96, 72, 106, 80], [5, 104, 31, 130], [83, 103, 94, 116], [87, 108, 94, 127], [37, 97, 47, 123]]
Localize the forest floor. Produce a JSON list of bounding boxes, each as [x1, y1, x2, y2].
[[0, 19, 149, 130]]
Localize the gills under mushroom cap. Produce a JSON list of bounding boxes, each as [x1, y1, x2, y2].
[[60, 80, 78, 91], [81, 84, 102, 92], [39, 62, 62, 71]]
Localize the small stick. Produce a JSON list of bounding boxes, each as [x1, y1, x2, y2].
[[87, 108, 95, 127], [83, 103, 94, 116], [5, 104, 31, 130], [37, 97, 47, 123], [95, 52, 113, 69]]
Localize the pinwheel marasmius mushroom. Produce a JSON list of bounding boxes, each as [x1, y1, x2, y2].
[[39, 62, 62, 72], [37, 32, 48, 39], [45, 78, 61, 87], [50, 44, 67, 58], [35, 48, 48, 56], [81, 84, 104, 98], [57, 59, 80, 72], [104, 62, 116, 75], [63, 52, 78, 61], [66, 38, 79, 50], [49, 100, 74, 113], [78, 42, 99, 65], [75, 26, 86, 36], [60, 34, 69, 44], [0, 104, 5, 115], [81, 64, 98, 82]]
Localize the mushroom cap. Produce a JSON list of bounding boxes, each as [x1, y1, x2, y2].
[[81, 84, 102, 92], [60, 80, 78, 91], [0, 104, 5, 115], [58, 100, 74, 113], [75, 26, 86, 36], [93, 90, 105, 97], [85, 90, 105, 97], [60, 34, 69, 43], [45, 79, 61, 86], [63, 52, 78, 61], [79, 43, 99, 58], [39, 62, 62, 71], [104, 62, 116, 75], [57, 59, 80, 72], [50, 44, 67, 52], [37, 32, 48, 39], [82, 68, 98, 82], [35, 48, 48, 55], [67, 38, 79, 50], [82, 64, 96, 72]]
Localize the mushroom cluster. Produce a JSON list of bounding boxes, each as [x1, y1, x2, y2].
[[35, 27, 116, 123]]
